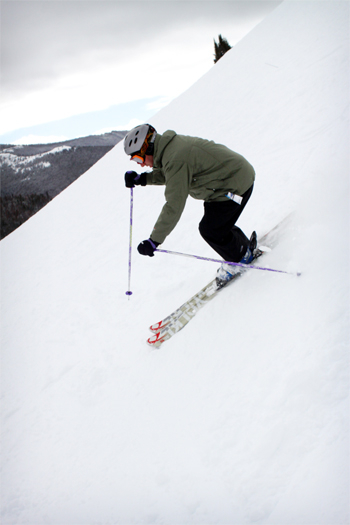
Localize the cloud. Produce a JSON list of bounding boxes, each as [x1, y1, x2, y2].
[[2, 1, 280, 97], [1, 1, 282, 135], [0, 98, 160, 143], [94, 118, 143, 136], [146, 97, 173, 111]]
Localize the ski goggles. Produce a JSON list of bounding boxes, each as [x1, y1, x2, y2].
[[130, 153, 145, 164]]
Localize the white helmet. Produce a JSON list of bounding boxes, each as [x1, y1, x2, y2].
[[124, 124, 157, 163]]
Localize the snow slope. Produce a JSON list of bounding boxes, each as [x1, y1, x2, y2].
[[1, 1, 349, 524]]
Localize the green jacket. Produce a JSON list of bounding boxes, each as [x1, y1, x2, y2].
[[146, 130, 255, 244]]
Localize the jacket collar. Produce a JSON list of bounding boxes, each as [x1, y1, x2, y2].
[[153, 130, 177, 168]]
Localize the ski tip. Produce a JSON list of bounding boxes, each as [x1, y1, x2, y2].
[[149, 321, 168, 332], [147, 332, 166, 348]]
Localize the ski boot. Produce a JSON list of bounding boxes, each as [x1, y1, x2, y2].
[[216, 231, 258, 286]]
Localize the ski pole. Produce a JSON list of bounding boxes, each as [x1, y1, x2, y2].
[[126, 188, 133, 296], [155, 248, 301, 277]]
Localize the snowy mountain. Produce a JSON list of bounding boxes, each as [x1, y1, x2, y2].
[[0, 131, 126, 196], [0, 131, 126, 238], [1, 2, 349, 524]]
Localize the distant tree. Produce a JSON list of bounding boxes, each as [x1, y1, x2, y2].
[[0, 192, 51, 239], [214, 34, 232, 63]]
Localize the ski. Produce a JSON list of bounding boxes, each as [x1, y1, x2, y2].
[[147, 254, 261, 347], [147, 216, 291, 348]]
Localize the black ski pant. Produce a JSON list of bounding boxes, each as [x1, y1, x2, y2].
[[198, 184, 254, 263]]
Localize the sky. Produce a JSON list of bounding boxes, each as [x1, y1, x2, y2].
[[0, 0, 282, 144]]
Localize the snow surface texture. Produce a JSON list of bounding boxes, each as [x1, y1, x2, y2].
[[1, 1, 349, 524]]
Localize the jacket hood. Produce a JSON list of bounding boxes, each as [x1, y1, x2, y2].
[[153, 130, 177, 168]]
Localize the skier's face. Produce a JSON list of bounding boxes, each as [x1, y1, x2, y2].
[[139, 155, 154, 168]]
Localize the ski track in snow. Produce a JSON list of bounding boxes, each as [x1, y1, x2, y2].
[[1, 2, 349, 524]]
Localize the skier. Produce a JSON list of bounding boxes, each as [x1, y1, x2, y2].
[[124, 124, 257, 282]]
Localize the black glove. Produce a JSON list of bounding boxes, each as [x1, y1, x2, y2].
[[124, 171, 147, 188], [137, 238, 160, 257]]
